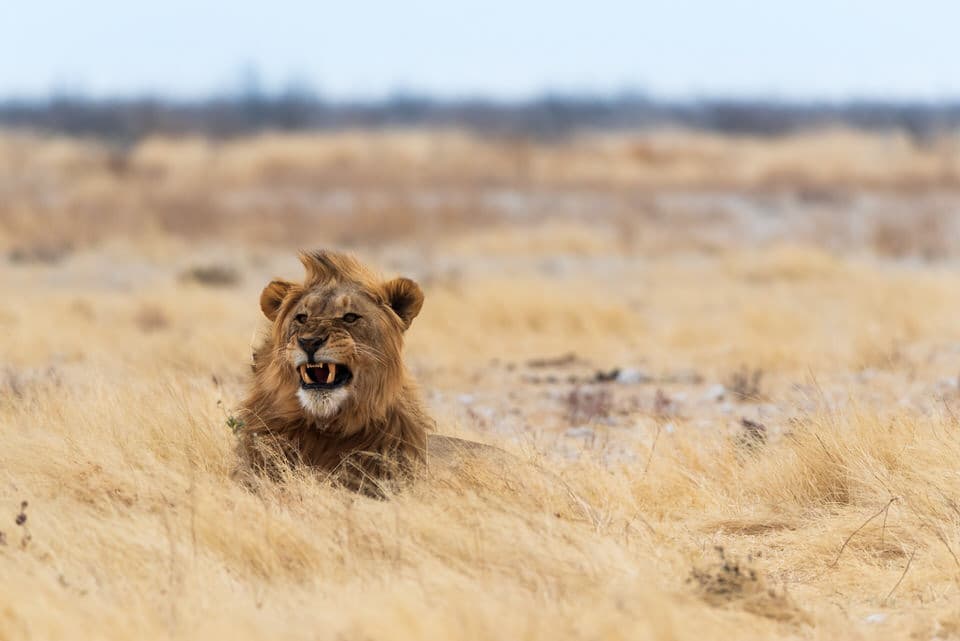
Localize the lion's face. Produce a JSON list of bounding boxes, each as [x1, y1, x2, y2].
[[256, 251, 423, 426], [277, 282, 404, 418]]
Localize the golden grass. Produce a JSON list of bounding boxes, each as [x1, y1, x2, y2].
[[3, 130, 960, 640], [5, 357, 960, 639]]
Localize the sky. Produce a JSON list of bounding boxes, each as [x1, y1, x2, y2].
[[2, 0, 959, 101]]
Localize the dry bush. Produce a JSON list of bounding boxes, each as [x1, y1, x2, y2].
[[133, 304, 171, 332], [565, 386, 613, 424], [689, 547, 807, 624], [7, 242, 73, 265], [179, 264, 241, 287], [870, 210, 955, 260], [726, 366, 765, 402]]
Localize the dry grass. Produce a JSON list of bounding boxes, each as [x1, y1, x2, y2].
[[2, 128, 960, 256], [4, 351, 960, 639], [3, 129, 960, 640]]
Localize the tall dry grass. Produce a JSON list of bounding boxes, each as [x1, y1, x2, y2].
[[4, 363, 960, 639], [2, 237, 960, 639]]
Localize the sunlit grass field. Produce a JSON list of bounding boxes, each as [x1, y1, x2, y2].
[[2, 130, 960, 640]]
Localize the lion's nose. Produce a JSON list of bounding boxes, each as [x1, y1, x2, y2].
[[298, 335, 328, 357]]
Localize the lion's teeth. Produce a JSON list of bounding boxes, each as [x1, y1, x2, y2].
[[327, 364, 336, 384]]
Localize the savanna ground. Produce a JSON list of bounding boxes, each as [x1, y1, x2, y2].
[[2, 128, 960, 639]]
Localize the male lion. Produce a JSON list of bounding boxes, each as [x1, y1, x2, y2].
[[237, 250, 488, 493]]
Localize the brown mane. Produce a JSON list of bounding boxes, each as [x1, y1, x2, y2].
[[236, 250, 432, 493]]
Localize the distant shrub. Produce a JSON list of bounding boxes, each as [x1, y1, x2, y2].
[[179, 264, 241, 287], [133, 304, 170, 332], [8, 242, 72, 265], [725, 366, 765, 402]]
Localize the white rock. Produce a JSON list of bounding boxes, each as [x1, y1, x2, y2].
[[616, 367, 650, 384], [704, 384, 726, 402], [936, 377, 959, 392], [565, 427, 595, 439], [858, 368, 878, 381], [474, 406, 495, 419], [864, 613, 887, 624]]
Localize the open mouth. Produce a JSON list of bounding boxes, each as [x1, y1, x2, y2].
[[298, 362, 352, 389]]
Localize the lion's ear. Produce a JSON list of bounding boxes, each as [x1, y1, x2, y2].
[[260, 279, 294, 321], [383, 277, 424, 329]]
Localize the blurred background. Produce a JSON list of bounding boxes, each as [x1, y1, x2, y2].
[[3, 1, 960, 257], [3, 0, 960, 444]]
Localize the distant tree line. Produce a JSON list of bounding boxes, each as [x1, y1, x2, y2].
[[2, 93, 959, 142]]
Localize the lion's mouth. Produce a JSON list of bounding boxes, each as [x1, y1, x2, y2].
[[298, 362, 352, 390]]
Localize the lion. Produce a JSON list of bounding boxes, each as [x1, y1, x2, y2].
[[237, 249, 495, 494]]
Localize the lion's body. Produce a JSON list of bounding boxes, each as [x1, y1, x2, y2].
[[238, 378, 432, 489], [426, 433, 504, 465], [236, 251, 434, 493]]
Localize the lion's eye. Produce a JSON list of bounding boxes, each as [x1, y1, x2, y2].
[[341, 313, 360, 323], [294, 313, 308, 323]]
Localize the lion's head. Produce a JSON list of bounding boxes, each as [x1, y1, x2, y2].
[[249, 250, 424, 439]]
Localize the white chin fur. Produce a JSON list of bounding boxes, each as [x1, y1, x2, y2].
[[297, 387, 349, 419]]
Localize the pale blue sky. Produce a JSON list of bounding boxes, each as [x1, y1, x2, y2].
[[3, 1, 959, 100]]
